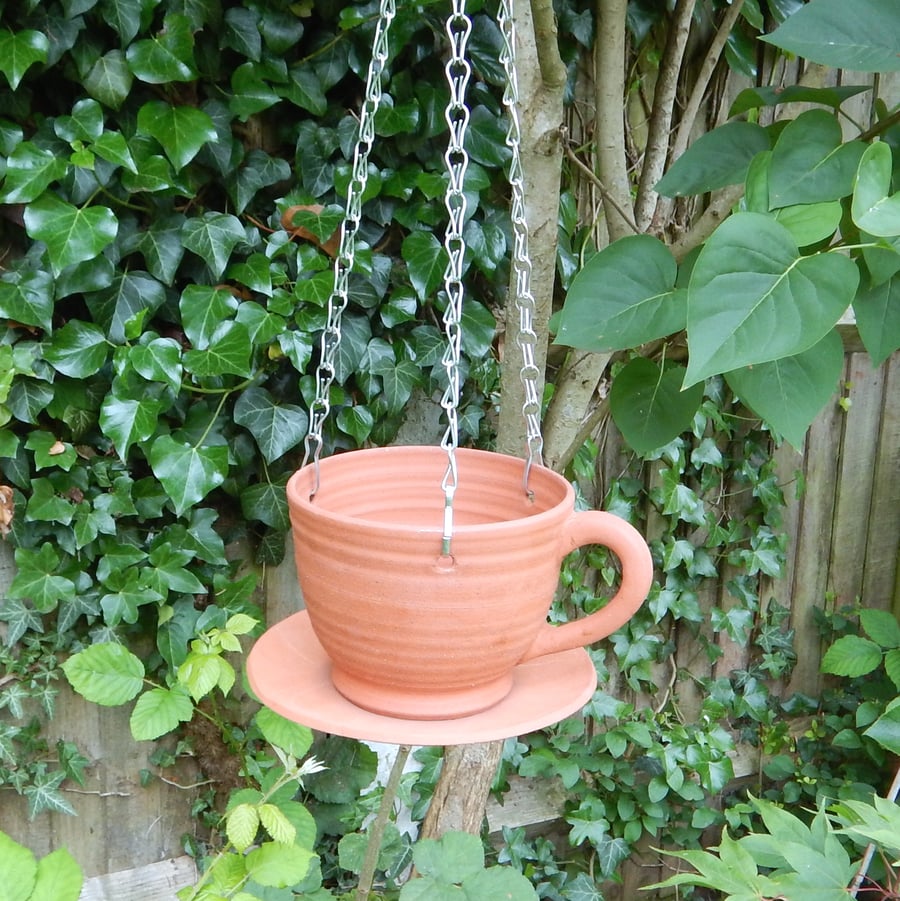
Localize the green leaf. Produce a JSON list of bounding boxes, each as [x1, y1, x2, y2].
[[136, 101, 217, 172], [655, 122, 769, 197], [87, 271, 167, 343], [0, 28, 49, 89], [0, 142, 68, 204], [234, 387, 308, 463], [24, 769, 77, 819], [130, 686, 193, 741], [413, 833, 484, 884], [610, 359, 704, 455], [556, 235, 686, 351], [227, 803, 261, 853], [245, 842, 314, 888], [84, 50, 133, 109], [9, 542, 75, 612], [24, 194, 118, 276], [148, 435, 229, 516], [182, 212, 247, 279], [768, 111, 866, 208], [182, 321, 253, 378], [126, 14, 198, 83], [400, 878, 465, 901], [55, 98, 104, 143], [30, 847, 83, 901], [0, 832, 38, 901], [240, 478, 289, 530], [280, 65, 328, 116], [129, 337, 183, 392], [729, 84, 871, 117], [255, 708, 313, 758], [61, 642, 145, 706], [860, 608, 900, 648], [403, 230, 447, 300], [459, 300, 496, 359], [724, 330, 844, 448], [852, 142, 900, 238], [135, 216, 185, 285], [100, 394, 164, 460], [92, 130, 138, 173], [42, 320, 109, 377], [762, 0, 900, 71], [0, 270, 54, 332], [463, 868, 537, 901], [821, 634, 883, 677], [179, 285, 239, 348], [684, 213, 857, 386], [375, 94, 420, 137]]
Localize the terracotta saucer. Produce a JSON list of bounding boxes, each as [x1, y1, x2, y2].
[[247, 611, 598, 745]]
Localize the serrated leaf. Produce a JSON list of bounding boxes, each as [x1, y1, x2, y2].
[[724, 329, 843, 448], [259, 804, 297, 846], [821, 634, 883, 677], [610, 359, 704, 455], [227, 803, 261, 852], [413, 834, 484, 884], [148, 435, 229, 516], [245, 842, 314, 888], [684, 213, 857, 386], [137, 101, 217, 172], [182, 212, 247, 279], [0, 28, 49, 90], [860, 608, 900, 649], [255, 707, 313, 758], [556, 235, 686, 351], [126, 14, 198, 83], [42, 320, 109, 377], [130, 686, 193, 741], [24, 194, 118, 276], [61, 642, 145, 705], [885, 648, 900, 690], [463, 867, 537, 901], [852, 142, 900, 238], [233, 387, 308, 463], [0, 833, 36, 901], [864, 708, 900, 756], [30, 847, 83, 901]]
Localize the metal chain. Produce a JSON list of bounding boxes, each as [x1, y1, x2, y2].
[[302, 0, 396, 494], [498, 0, 545, 492], [439, 0, 473, 555]]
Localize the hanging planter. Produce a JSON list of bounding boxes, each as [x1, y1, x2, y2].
[[281, 445, 653, 720]]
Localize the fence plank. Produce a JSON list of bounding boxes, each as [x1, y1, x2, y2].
[[80, 856, 197, 901]]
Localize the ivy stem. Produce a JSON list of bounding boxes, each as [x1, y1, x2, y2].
[[195, 391, 232, 449], [355, 744, 411, 901]]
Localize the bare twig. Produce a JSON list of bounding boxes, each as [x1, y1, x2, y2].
[[633, 0, 698, 232], [157, 775, 216, 790]]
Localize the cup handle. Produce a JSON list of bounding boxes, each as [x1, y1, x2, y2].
[[520, 511, 653, 662]]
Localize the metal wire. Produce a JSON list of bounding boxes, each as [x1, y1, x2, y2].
[[302, 0, 396, 495], [439, 0, 473, 555], [498, 0, 545, 492]]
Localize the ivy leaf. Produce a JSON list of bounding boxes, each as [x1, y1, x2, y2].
[[179, 285, 239, 348], [0, 597, 45, 647], [125, 14, 198, 83], [133, 216, 185, 285], [852, 142, 900, 238], [182, 212, 247, 279], [84, 50, 133, 109], [336, 405, 374, 444], [86, 271, 167, 344], [767, 111, 866, 208], [42, 320, 109, 378], [610, 359, 704, 455], [24, 769, 76, 820], [9, 543, 76, 613], [148, 434, 229, 516], [182, 321, 253, 378], [0, 28, 49, 90], [281, 64, 328, 116], [821, 634, 883, 677], [724, 330, 844, 448], [61, 642, 145, 706], [128, 337, 183, 393], [402, 230, 447, 300], [684, 213, 857, 386], [129, 686, 193, 741], [100, 0, 145, 43], [136, 101, 217, 172], [240, 479, 289, 529], [54, 98, 104, 143], [656, 122, 769, 197], [367, 356, 421, 414], [234, 387, 308, 463], [99, 394, 164, 460], [557, 235, 686, 351], [24, 194, 118, 276], [0, 269, 54, 332], [0, 142, 68, 204]]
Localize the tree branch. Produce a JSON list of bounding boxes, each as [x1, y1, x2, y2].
[[668, 183, 744, 262], [530, 0, 567, 89], [633, 0, 697, 232]]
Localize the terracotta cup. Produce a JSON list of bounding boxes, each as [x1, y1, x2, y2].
[[286, 445, 653, 720]]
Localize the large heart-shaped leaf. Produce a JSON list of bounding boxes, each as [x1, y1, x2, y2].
[[725, 330, 844, 447], [130, 686, 193, 742], [728, 84, 871, 117], [24, 194, 118, 276], [556, 235, 686, 351], [0, 28, 49, 90], [767, 110, 866, 208], [149, 434, 229, 516], [762, 0, 900, 71], [851, 142, 900, 238], [655, 122, 769, 198], [233, 387, 308, 463], [136, 101, 217, 172], [610, 358, 705, 455], [684, 213, 857, 386], [854, 273, 900, 367]]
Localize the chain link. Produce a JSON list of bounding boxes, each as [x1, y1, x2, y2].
[[439, 0, 473, 555], [302, 0, 396, 494], [498, 0, 544, 492]]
